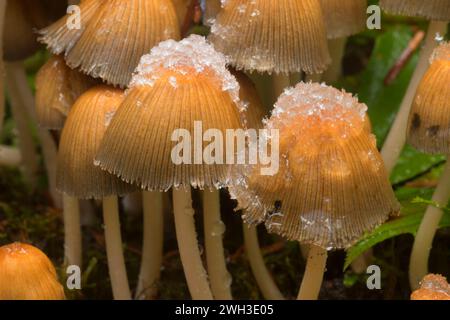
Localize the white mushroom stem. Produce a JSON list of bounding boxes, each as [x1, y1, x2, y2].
[[297, 244, 327, 300], [304, 73, 322, 83], [5, 62, 61, 207], [409, 158, 450, 290], [102, 195, 131, 300], [381, 21, 448, 174], [135, 191, 164, 300], [322, 37, 347, 84], [243, 224, 284, 300], [62, 194, 82, 268], [272, 74, 291, 99], [173, 188, 213, 300], [0, 145, 21, 166], [203, 189, 232, 300]]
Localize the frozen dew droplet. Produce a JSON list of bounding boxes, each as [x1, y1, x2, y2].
[[210, 220, 226, 237]]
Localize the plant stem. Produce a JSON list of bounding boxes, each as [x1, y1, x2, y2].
[[322, 37, 347, 84], [409, 158, 450, 290], [203, 189, 232, 300], [243, 224, 284, 300], [172, 188, 213, 300], [103, 195, 131, 300], [297, 244, 327, 300], [62, 194, 82, 268], [381, 21, 448, 174], [135, 191, 164, 300], [0, 145, 21, 166]]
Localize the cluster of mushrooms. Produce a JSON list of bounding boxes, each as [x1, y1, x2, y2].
[[0, 0, 449, 300]]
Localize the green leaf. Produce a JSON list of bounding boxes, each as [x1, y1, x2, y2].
[[343, 188, 450, 270], [390, 145, 445, 185]]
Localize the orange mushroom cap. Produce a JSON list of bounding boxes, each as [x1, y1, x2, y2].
[[411, 274, 450, 300]]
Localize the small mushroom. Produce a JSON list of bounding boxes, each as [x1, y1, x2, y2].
[[230, 82, 399, 299], [407, 42, 450, 289], [411, 274, 450, 300], [95, 35, 245, 300], [0, 243, 65, 300], [39, 0, 181, 88], [35, 55, 97, 130], [380, 0, 450, 174], [57, 85, 135, 299]]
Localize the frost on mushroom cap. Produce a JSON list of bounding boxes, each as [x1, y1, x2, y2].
[[130, 35, 244, 112], [407, 42, 450, 154], [229, 82, 399, 250], [95, 35, 244, 191], [411, 274, 450, 300], [380, 0, 450, 21], [0, 243, 65, 300], [319, 0, 367, 39], [39, 0, 181, 88], [208, 0, 331, 75], [57, 85, 136, 199], [35, 55, 98, 130]]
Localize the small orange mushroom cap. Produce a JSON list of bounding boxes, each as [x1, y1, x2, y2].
[[95, 35, 244, 191], [411, 274, 450, 300], [57, 85, 135, 199], [36, 55, 97, 129], [229, 82, 399, 249], [0, 243, 65, 300], [39, 0, 181, 88], [208, 0, 330, 75], [380, 0, 450, 20], [407, 42, 450, 154]]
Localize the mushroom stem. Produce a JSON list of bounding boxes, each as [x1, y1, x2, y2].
[[62, 194, 82, 268], [243, 224, 284, 300], [5, 61, 61, 207], [409, 158, 450, 290], [297, 244, 327, 300], [135, 191, 164, 300], [304, 73, 322, 83], [102, 195, 131, 300], [203, 189, 232, 300], [0, 145, 21, 166], [172, 188, 213, 300], [5, 65, 39, 188], [0, 0, 6, 133], [272, 74, 291, 99], [322, 37, 347, 84], [381, 21, 447, 174]]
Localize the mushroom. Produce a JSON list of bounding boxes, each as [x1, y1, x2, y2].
[[380, 0, 450, 174], [39, 0, 181, 88], [203, 0, 222, 26], [232, 70, 283, 300], [0, 243, 65, 300], [95, 35, 245, 300], [208, 0, 330, 97], [318, 0, 367, 84], [57, 85, 135, 299], [407, 42, 450, 289], [411, 274, 450, 300], [229, 82, 399, 299], [36, 55, 97, 130]]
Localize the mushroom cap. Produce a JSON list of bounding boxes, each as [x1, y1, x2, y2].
[[39, 0, 181, 88], [407, 42, 450, 154], [36, 55, 97, 130], [380, 0, 450, 20], [0, 243, 65, 300], [3, 0, 66, 61], [232, 70, 267, 129], [319, 0, 367, 39], [95, 35, 244, 191], [229, 82, 399, 249], [57, 85, 135, 199], [208, 0, 330, 75], [411, 274, 450, 300]]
